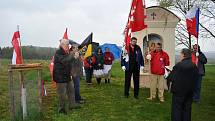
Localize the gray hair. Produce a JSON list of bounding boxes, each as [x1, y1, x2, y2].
[[181, 48, 191, 58], [60, 39, 69, 46]]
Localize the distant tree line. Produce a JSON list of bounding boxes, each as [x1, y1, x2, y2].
[[0, 46, 57, 60]]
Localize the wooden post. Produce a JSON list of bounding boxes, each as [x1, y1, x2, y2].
[[20, 71, 27, 119], [37, 69, 42, 112], [8, 63, 43, 120], [146, 29, 151, 75], [9, 70, 15, 121]]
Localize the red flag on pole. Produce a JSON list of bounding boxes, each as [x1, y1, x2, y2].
[[124, 0, 147, 52], [12, 31, 22, 64], [130, 0, 147, 32], [186, 7, 200, 38], [63, 28, 68, 39]]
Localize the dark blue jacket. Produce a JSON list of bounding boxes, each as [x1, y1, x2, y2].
[[121, 45, 144, 71], [197, 52, 207, 76]]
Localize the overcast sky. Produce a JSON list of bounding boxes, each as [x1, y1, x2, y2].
[[0, 0, 214, 52]]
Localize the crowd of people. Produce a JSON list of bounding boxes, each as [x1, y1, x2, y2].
[[52, 39, 114, 114], [52, 38, 207, 121], [120, 37, 207, 121]]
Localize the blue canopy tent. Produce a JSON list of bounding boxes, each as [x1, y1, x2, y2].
[[100, 43, 121, 59]]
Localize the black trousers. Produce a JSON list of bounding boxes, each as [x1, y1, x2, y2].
[[96, 78, 101, 84], [124, 66, 140, 97], [171, 94, 192, 121], [85, 68, 93, 83]]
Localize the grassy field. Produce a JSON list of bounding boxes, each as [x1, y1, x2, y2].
[[0, 59, 215, 121]]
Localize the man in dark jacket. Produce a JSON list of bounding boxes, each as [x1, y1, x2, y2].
[[167, 48, 198, 121], [53, 39, 79, 114], [121, 37, 144, 99], [191, 44, 207, 102]]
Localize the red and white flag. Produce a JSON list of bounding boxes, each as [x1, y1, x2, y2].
[[122, 0, 147, 60], [124, 0, 147, 50], [186, 7, 200, 38], [12, 31, 22, 64], [130, 0, 147, 32], [63, 28, 68, 39]]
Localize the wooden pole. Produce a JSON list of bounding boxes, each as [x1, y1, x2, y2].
[[144, 0, 150, 74], [187, 0, 192, 50], [17, 25, 27, 119], [146, 28, 151, 74], [9, 70, 15, 121], [38, 69, 42, 112], [19, 71, 27, 119], [17, 25, 24, 63]]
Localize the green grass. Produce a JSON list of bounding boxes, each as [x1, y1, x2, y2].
[[0, 59, 215, 121]]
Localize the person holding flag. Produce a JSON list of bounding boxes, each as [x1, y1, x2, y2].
[[53, 39, 80, 114], [185, 6, 208, 103], [79, 33, 96, 84], [191, 44, 207, 102], [50, 28, 68, 89], [121, 37, 144, 99], [121, 0, 147, 99]]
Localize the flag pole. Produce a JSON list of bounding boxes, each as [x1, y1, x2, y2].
[[187, 0, 192, 50], [144, 0, 150, 74], [17, 25, 23, 64], [17, 25, 27, 119]]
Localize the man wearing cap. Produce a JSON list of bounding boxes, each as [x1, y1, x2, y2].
[[146, 42, 170, 102], [121, 37, 144, 99], [53, 39, 80, 114]]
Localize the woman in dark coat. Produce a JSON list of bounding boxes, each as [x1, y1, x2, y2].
[[84, 55, 96, 84], [94, 47, 104, 84]]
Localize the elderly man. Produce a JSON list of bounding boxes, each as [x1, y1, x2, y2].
[[167, 48, 198, 121], [53, 39, 79, 114]]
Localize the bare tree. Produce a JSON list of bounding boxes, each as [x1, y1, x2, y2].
[[157, 0, 215, 49]]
